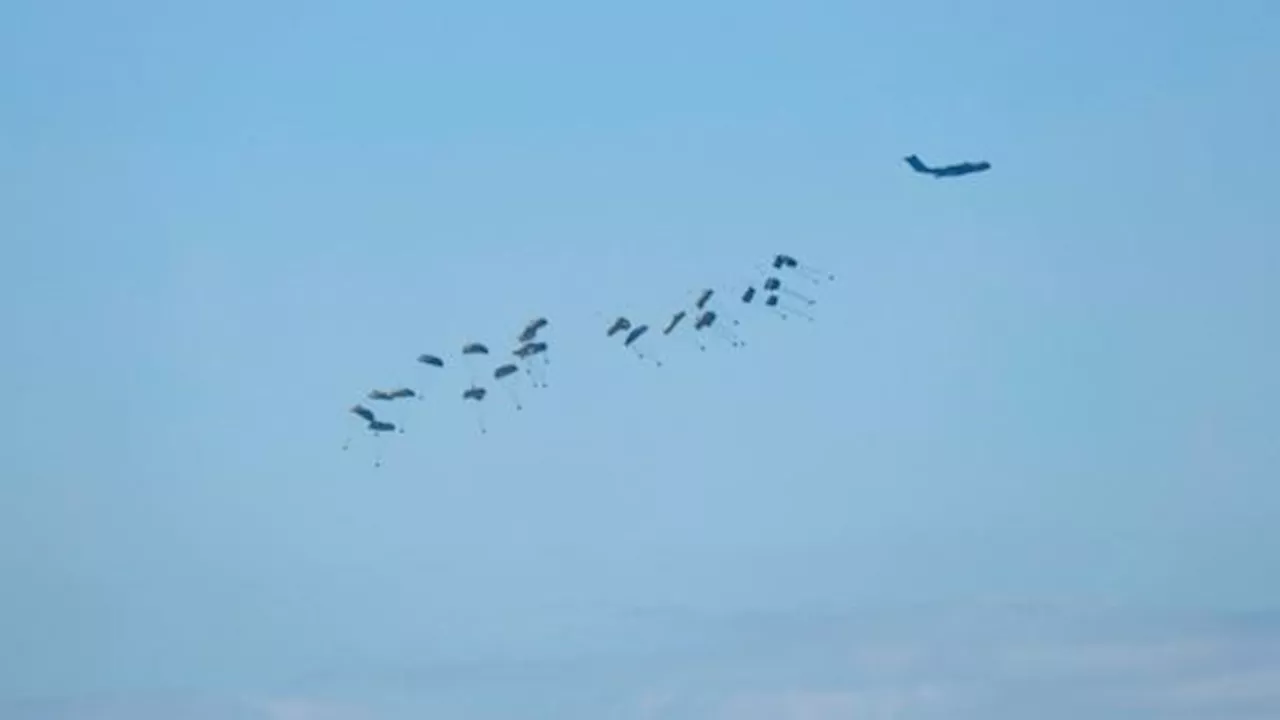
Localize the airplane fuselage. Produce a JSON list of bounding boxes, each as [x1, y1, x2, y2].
[[933, 163, 990, 177], [905, 154, 991, 178]]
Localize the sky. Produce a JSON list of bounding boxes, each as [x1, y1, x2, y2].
[[2, 0, 1278, 717]]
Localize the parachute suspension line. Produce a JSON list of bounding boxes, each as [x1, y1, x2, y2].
[[533, 350, 550, 387], [465, 357, 479, 387], [522, 359, 540, 389], [781, 287, 816, 306], [370, 428, 385, 469], [764, 295, 815, 322], [503, 383, 523, 411], [628, 338, 663, 368], [711, 322, 745, 348]]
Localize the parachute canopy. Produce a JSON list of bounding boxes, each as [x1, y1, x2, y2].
[[368, 387, 416, 401], [518, 317, 549, 343], [607, 317, 632, 337], [624, 325, 649, 347], [514, 341, 548, 359], [663, 311, 687, 335]]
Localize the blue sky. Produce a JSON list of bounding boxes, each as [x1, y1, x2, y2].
[[2, 0, 1279, 717]]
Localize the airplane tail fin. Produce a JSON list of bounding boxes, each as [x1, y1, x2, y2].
[[904, 154, 930, 173]]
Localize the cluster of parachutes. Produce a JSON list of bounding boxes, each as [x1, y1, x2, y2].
[[603, 253, 831, 367], [342, 319, 552, 465], [344, 253, 832, 467]]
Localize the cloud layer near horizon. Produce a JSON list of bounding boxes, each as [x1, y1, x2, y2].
[[7, 605, 1279, 720]]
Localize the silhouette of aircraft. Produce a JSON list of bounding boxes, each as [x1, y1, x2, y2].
[[904, 154, 991, 178]]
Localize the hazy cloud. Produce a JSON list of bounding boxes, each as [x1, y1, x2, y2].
[[6, 605, 1278, 720]]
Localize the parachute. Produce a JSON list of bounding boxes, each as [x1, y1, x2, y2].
[[461, 342, 491, 385], [517, 317, 549, 343], [513, 342, 543, 359], [414, 354, 445, 397], [623, 324, 648, 346], [462, 386, 488, 434], [771, 253, 835, 284], [514, 340, 549, 388], [493, 363, 523, 410], [349, 404, 376, 424], [606, 317, 632, 337], [621, 323, 662, 366], [762, 276, 815, 306], [368, 387, 416, 401], [662, 311, 687, 335], [765, 293, 814, 322], [695, 289, 714, 311]]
